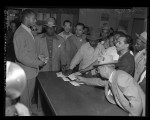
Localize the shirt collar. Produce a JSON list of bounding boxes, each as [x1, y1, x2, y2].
[[21, 24, 31, 33], [109, 70, 115, 83]]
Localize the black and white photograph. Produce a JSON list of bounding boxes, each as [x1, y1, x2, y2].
[[5, 7, 147, 116]]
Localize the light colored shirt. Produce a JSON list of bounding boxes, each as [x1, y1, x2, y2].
[[21, 24, 35, 41], [104, 46, 119, 60], [108, 71, 125, 110], [70, 42, 104, 70], [58, 31, 73, 41]]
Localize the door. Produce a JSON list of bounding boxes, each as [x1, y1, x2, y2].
[[131, 18, 145, 45]]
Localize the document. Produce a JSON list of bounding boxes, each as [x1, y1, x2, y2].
[[69, 81, 80, 86], [62, 77, 70, 82], [68, 74, 77, 81], [69, 81, 84, 86], [56, 72, 66, 78]]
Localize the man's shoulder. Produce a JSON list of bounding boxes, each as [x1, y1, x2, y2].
[[135, 49, 146, 61], [81, 42, 89, 48], [14, 26, 27, 38], [115, 70, 133, 86], [58, 32, 63, 36]]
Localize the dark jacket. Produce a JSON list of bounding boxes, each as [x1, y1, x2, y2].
[[115, 51, 135, 77]]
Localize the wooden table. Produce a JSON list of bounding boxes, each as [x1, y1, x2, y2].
[[37, 71, 128, 116]]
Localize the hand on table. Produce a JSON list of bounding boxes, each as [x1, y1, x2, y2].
[[61, 64, 67, 73], [75, 76, 86, 84], [63, 69, 73, 76]]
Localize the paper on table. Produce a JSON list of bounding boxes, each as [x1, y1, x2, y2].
[[70, 81, 80, 86], [68, 74, 77, 81], [56, 72, 66, 78], [73, 72, 82, 76], [69, 81, 84, 86], [62, 77, 70, 81]]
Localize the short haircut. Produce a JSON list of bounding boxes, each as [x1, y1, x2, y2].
[[118, 33, 134, 51], [113, 31, 125, 36], [75, 22, 85, 29], [21, 9, 36, 23], [63, 20, 72, 26]]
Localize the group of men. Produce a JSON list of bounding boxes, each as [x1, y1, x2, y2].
[[11, 9, 147, 116]]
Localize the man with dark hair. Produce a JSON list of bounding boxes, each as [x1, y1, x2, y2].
[[115, 32, 135, 77], [13, 9, 46, 113], [65, 22, 87, 67], [58, 20, 73, 41]]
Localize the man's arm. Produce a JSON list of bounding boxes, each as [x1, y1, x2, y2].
[[79, 60, 99, 73], [117, 74, 143, 116], [69, 45, 84, 70], [14, 33, 44, 68], [76, 76, 106, 87]]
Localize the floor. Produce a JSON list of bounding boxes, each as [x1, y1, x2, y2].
[[30, 104, 45, 116]]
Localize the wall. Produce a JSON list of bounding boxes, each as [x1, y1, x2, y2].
[[79, 9, 119, 32], [79, 8, 147, 35]]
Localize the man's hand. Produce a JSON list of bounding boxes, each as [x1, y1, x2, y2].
[[61, 64, 67, 73], [75, 76, 86, 84], [63, 69, 73, 76], [39, 55, 48, 64]]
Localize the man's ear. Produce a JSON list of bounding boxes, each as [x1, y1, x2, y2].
[[126, 44, 129, 48]]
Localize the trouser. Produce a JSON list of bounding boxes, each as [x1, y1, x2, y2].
[[20, 77, 36, 109]]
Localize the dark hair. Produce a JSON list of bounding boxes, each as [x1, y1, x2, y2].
[[63, 20, 72, 26], [119, 33, 134, 52], [75, 22, 85, 29], [113, 31, 125, 36], [21, 9, 36, 23]]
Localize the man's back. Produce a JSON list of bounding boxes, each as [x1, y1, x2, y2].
[[107, 70, 145, 116]]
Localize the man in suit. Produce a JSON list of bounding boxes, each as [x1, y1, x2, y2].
[[35, 17, 67, 72], [75, 55, 145, 116], [134, 31, 147, 93], [13, 9, 46, 112]]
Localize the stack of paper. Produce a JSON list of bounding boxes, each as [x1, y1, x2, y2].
[[69, 81, 84, 86], [56, 72, 66, 78], [56, 72, 84, 86]]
